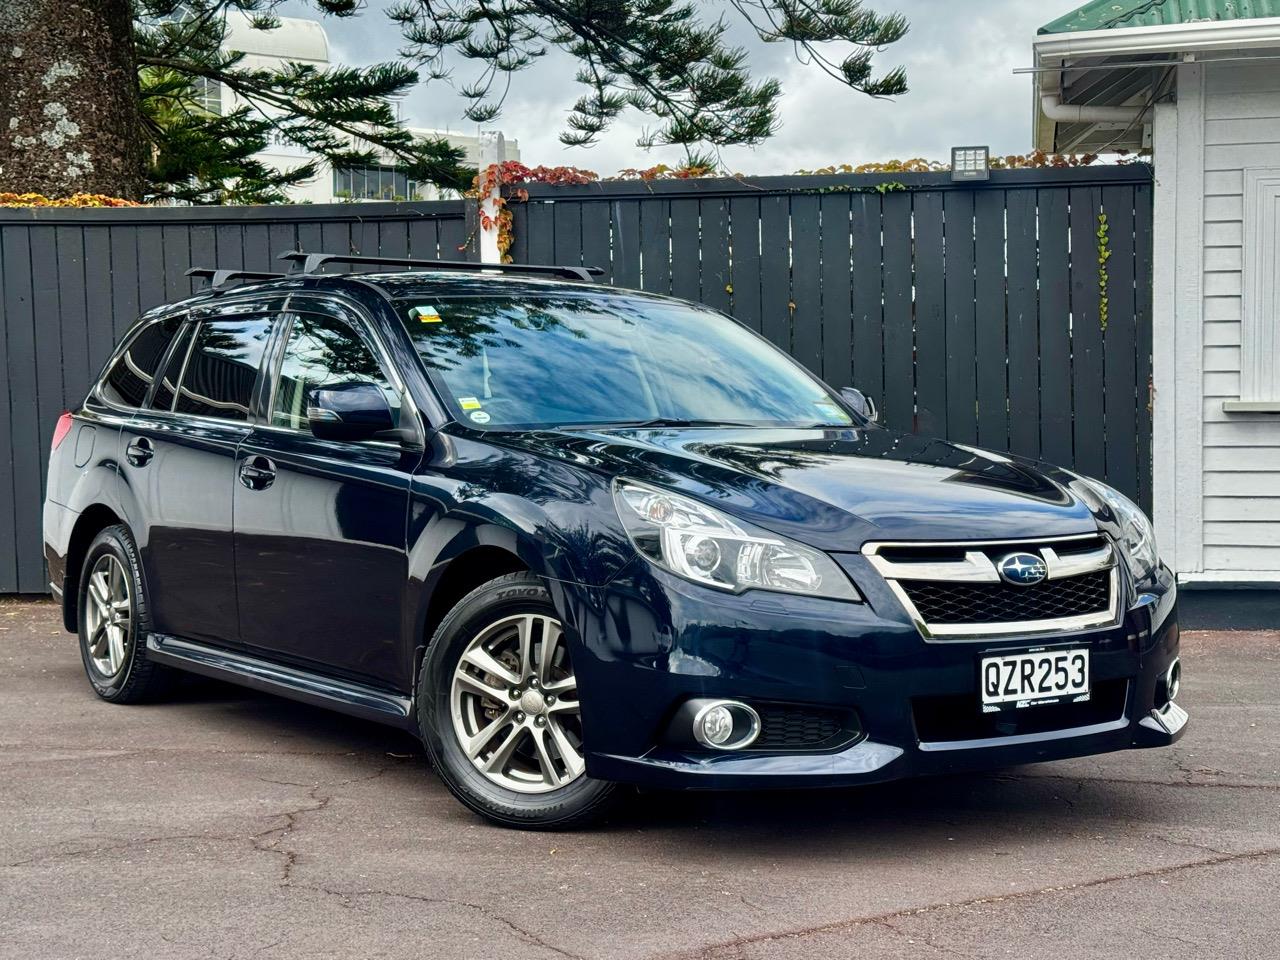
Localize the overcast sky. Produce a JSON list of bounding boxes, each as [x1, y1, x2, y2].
[[278, 0, 1052, 174]]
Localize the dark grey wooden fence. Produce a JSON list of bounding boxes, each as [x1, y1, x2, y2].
[[1, 166, 1153, 595], [511, 165, 1153, 508], [0, 200, 472, 594]]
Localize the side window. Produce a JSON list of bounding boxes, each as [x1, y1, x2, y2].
[[271, 312, 401, 432], [174, 317, 273, 422], [99, 316, 183, 408]]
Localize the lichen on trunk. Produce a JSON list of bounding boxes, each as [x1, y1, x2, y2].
[[0, 0, 146, 200]]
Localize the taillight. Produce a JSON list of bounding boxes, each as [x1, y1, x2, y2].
[[51, 412, 74, 451]]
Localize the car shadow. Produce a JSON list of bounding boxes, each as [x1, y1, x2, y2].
[[166, 674, 1172, 844]]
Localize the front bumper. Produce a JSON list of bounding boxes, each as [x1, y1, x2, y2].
[[559, 557, 1184, 790]]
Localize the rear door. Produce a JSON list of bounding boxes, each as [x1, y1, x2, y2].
[[233, 295, 421, 684], [121, 297, 282, 647]]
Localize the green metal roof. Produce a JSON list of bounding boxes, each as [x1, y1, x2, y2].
[[1039, 0, 1280, 34]]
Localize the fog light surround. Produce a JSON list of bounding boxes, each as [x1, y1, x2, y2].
[[692, 699, 761, 751]]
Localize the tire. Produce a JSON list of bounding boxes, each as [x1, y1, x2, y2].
[[76, 524, 170, 704], [417, 572, 618, 829]]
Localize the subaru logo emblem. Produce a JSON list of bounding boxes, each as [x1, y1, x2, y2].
[[997, 552, 1048, 586]]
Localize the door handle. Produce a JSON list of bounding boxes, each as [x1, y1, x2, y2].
[[238, 455, 276, 491], [125, 437, 154, 467]]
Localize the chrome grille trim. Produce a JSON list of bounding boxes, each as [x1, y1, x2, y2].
[[862, 533, 1120, 640]]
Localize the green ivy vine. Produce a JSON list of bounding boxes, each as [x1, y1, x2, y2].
[[1097, 212, 1111, 331]]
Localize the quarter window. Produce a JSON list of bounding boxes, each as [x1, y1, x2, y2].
[[100, 316, 183, 408], [271, 312, 400, 431], [173, 318, 273, 421]]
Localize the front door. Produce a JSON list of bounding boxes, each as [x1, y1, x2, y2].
[[122, 303, 278, 647], [233, 298, 419, 685]]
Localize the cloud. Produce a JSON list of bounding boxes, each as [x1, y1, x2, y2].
[[278, 0, 1051, 174]]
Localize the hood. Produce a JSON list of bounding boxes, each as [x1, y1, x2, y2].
[[495, 425, 1101, 552]]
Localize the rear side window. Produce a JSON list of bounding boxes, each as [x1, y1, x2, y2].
[[173, 317, 273, 421], [100, 317, 182, 408]]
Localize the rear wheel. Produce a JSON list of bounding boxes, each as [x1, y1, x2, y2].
[[418, 572, 618, 828], [77, 525, 169, 703]]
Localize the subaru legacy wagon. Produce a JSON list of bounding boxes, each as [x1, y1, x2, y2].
[[43, 252, 1186, 828]]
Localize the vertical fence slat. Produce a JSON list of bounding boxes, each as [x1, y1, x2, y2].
[[850, 193, 884, 406], [759, 196, 791, 352], [640, 200, 671, 295], [1038, 188, 1073, 467], [438, 215, 467, 259], [524, 203, 555, 265], [612, 201, 641, 290], [83, 228, 115, 377], [1103, 184, 1139, 502], [580, 202, 611, 281], [1134, 182, 1154, 514], [974, 190, 1008, 451], [669, 199, 701, 302], [28, 226, 61, 592], [790, 194, 822, 374], [818, 192, 852, 389], [407, 218, 440, 261], [881, 192, 914, 432], [700, 199, 731, 315], [944, 192, 977, 445], [3, 226, 42, 592], [0, 228, 21, 592], [108, 225, 139, 342], [55, 227, 90, 411], [728, 197, 762, 333], [1069, 185, 1106, 482], [1005, 189, 1040, 460], [553, 202, 582, 269], [913, 191, 946, 436]]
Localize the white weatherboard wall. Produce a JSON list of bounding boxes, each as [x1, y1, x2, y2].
[[1156, 57, 1280, 582]]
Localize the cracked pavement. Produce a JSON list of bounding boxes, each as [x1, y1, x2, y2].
[[1, 598, 1277, 959]]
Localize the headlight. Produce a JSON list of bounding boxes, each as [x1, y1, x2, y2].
[[613, 480, 861, 601], [1071, 475, 1158, 580]]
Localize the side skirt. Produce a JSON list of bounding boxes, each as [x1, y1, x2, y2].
[[145, 634, 416, 731]]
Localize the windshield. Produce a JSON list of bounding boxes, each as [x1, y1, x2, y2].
[[395, 294, 854, 431]]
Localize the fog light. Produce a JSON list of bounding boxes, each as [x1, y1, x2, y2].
[[691, 699, 761, 751], [1165, 658, 1182, 702], [700, 705, 734, 745]]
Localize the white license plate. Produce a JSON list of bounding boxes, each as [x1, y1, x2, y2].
[[980, 648, 1090, 711]]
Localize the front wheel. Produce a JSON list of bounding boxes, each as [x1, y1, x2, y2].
[[417, 572, 618, 829]]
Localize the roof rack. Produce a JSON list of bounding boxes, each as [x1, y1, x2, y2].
[[277, 250, 603, 283], [186, 267, 286, 292]]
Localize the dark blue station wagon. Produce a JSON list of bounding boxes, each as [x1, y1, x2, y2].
[[43, 253, 1186, 828]]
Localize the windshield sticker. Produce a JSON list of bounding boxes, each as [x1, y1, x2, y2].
[[468, 410, 491, 424], [410, 305, 442, 323], [457, 397, 482, 411]]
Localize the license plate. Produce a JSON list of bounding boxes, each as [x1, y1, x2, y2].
[[980, 648, 1089, 712]]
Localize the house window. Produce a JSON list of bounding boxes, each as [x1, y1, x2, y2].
[[193, 77, 222, 116], [1229, 167, 1280, 411], [332, 165, 424, 201]]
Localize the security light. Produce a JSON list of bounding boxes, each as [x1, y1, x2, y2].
[[951, 145, 990, 182]]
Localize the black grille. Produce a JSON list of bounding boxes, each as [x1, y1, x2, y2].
[[913, 680, 1128, 743], [752, 704, 861, 752], [901, 569, 1112, 625]]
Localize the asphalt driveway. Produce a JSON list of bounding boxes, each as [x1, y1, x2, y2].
[[2, 597, 1277, 959]]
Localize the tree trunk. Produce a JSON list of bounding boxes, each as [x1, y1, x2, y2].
[[0, 0, 146, 199]]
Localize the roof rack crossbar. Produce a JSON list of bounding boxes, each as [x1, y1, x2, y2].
[[186, 267, 286, 292], [276, 250, 603, 283]]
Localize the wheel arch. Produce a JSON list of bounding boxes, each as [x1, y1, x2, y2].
[[62, 504, 125, 631]]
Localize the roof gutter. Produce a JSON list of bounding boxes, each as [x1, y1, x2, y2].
[[1033, 16, 1280, 61]]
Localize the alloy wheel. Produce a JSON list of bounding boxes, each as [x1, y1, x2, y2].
[[84, 554, 132, 678], [449, 613, 586, 794]]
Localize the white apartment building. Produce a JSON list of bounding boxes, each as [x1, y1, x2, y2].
[[212, 11, 520, 203]]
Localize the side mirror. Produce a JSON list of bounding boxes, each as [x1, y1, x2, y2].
[[307, 382, 395, 442], [839, 387, 880, 424]]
